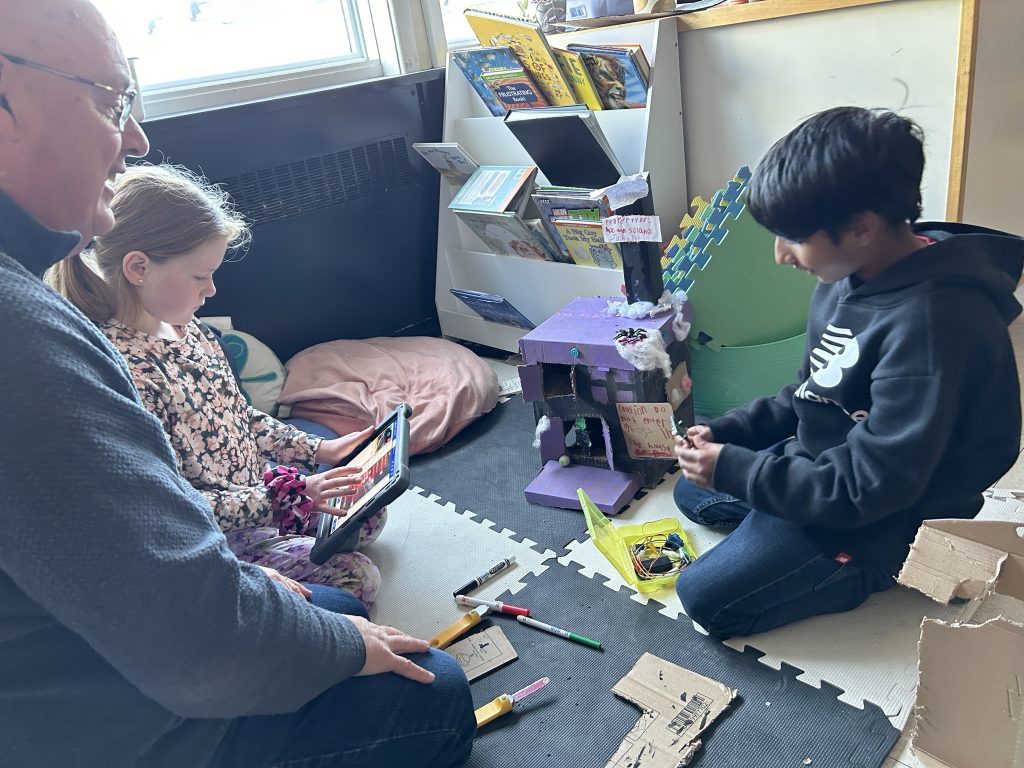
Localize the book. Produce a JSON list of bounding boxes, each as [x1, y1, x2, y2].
[[504, 110, 623, 189], [464, 9, 576, 107], [552, 219, 623, 269], [583, 43, 651, 83], [551, 48, 604, 111], [455, 210, 561, 261], [449, 289, 535, 330], [448, 165, 537, 216], [411, 142, 479, 186], [451, 46, 527, 117], [566, 43, 649, 109], [532, 188, 613, 258], [479, 68, 549, 111]]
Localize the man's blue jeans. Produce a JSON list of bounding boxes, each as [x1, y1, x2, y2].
[[208, 647, 475, 768], [673, 470, 895, 640]]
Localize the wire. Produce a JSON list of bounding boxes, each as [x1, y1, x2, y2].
[[629, 531, 697, 581]]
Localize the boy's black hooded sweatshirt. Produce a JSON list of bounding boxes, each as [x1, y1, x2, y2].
[[708, 222, 1024, 570]]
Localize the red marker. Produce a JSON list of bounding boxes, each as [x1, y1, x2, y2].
[[455, 594, 530, 617]]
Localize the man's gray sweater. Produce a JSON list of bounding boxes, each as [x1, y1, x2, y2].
[[0, 190, 364, 767]]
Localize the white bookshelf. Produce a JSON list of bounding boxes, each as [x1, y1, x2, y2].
[[434, 17, 687, 353]]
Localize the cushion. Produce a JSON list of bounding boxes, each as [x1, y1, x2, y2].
[[278, 337, 500, 455], [219, 330, 288, 417]]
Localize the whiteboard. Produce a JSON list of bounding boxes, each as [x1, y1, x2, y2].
[[677, 0, 961, 221]]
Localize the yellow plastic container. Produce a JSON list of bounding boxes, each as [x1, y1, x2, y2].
[[578, 488, 697, 594]]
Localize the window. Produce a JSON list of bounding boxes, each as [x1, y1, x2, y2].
[[92, 0, 431, 119]]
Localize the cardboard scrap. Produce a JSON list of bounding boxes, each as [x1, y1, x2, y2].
[[605, 652, 737, 767], [898, 519, 1024, 768], [444, 625, 517, 682]]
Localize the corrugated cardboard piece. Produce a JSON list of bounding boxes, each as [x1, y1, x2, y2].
[[898, 519, 1024, 768], [606, 652, 737, 767]]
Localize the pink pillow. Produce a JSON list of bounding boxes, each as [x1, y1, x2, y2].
[[278, 337, 499, 455]]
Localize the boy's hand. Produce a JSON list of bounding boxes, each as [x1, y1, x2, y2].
[[315, 426, 374, 467], [674, 431, 723, 489], [348, 616, 436, 684], [683, 425, 714, 445], [305, 465, 362, 514]]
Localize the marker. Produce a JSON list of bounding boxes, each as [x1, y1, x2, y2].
[[516, 615, 603, 651], [474, 677, 550, 728], [453, 556, 516, 597], [456, 595, 530, 617]]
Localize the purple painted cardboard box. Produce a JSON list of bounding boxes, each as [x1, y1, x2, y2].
[[518, 297, 694, 514]]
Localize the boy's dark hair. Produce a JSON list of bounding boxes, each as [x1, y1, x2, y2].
[[746, 107, 925, 242]]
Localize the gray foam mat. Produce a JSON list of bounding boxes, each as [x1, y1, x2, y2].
[[411, 397, 592, 555], [466, 563, 899, 768]]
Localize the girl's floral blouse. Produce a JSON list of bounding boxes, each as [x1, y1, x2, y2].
[[103, 320, 323, 532]]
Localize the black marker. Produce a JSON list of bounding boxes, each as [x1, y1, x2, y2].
[[453, 556, 516, 597]]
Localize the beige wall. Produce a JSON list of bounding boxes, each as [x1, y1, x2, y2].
[[961, 0, 1024, 233]]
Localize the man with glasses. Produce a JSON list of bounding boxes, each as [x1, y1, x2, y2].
[[0, 2, 474, 766]]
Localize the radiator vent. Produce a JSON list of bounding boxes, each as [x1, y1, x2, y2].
[[218, 136, 415, 226]]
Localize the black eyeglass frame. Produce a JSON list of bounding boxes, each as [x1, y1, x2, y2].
[[0, 51, 137, 130]]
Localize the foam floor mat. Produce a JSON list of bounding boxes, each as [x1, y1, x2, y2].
[[467, 563, 900, 768], [410, 397, 592, 556]]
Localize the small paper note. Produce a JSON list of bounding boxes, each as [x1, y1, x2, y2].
[[615, 402, 676, 459], [444, 625, 518, 681], [602, 215, 662, 243], [592, 173, 649, 210]]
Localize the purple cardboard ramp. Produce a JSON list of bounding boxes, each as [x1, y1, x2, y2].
[[524, 460, 641, 515]]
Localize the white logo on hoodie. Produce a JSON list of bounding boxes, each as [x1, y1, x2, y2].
[[795, 325, 870, 421], [809, 325, 859, 388]]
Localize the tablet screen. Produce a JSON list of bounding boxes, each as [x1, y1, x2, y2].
[[324, 422, 398, 534]]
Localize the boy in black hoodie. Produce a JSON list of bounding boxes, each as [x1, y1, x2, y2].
[[672, 107, 1024, 639]]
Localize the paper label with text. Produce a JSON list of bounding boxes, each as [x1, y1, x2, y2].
[[616, 402, 676, 459], [603, 215, 662, 243]]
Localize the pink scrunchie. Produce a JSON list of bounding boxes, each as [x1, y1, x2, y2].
[[263, 466, 315, 534]]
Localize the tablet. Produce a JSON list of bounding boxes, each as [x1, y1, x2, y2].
[[309, 404, 412, 565]]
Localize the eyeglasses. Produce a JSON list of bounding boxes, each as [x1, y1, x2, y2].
[[0, 51, 137, 130]]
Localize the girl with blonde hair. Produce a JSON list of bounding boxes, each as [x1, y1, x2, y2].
[[48, 164, 384, 608]]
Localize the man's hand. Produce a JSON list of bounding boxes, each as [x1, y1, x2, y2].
[[315, 427, 374, 467], [304, 465, 363, 515], [258, 565, 311, 600], [348, 616, 436, 684], [674, 430, 723, 489]]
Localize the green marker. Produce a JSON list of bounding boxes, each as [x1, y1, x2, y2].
[[516, 615, 603, 651]]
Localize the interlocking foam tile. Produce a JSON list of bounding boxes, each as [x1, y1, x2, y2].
[[410, 397, 591, 557], [467, 563, 899, 768], [361, 486, 556, 641], [557, 474, 990, 729], [662, 167, 816, 350]]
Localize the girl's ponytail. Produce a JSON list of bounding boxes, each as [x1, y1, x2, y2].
[[45, 252, 123, 323]]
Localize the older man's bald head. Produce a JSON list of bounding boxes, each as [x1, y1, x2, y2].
[[0, 0, 148, 250]]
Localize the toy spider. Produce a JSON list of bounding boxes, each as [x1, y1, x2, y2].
[[614, 327, 648, 346]]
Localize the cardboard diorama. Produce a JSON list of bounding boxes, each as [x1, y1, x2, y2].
[[606, 652, 737, 767], [897, 518, 1024, 768]]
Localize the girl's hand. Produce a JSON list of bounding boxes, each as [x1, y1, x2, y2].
[[674, 431, 723, 489], [305, 465, 363, 514], [258, 565, 312, 600], [316, 427, 374, 467]]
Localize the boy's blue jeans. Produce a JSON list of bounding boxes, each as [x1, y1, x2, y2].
[[208, 647, 474, 768], [673, 461, 895, 640]]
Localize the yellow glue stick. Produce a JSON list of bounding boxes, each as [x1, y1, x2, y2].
[[429, 606, 488, 649]]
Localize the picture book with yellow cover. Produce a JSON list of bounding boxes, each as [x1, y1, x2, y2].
[[464, 10, 576, 107], [552, 48, 603, 111], [552, 219, 623, 269]]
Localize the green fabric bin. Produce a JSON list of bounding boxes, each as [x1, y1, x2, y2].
[[690, 333, 807, 418]]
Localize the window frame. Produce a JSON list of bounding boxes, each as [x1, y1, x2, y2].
[[134, 0, 442, 122]]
